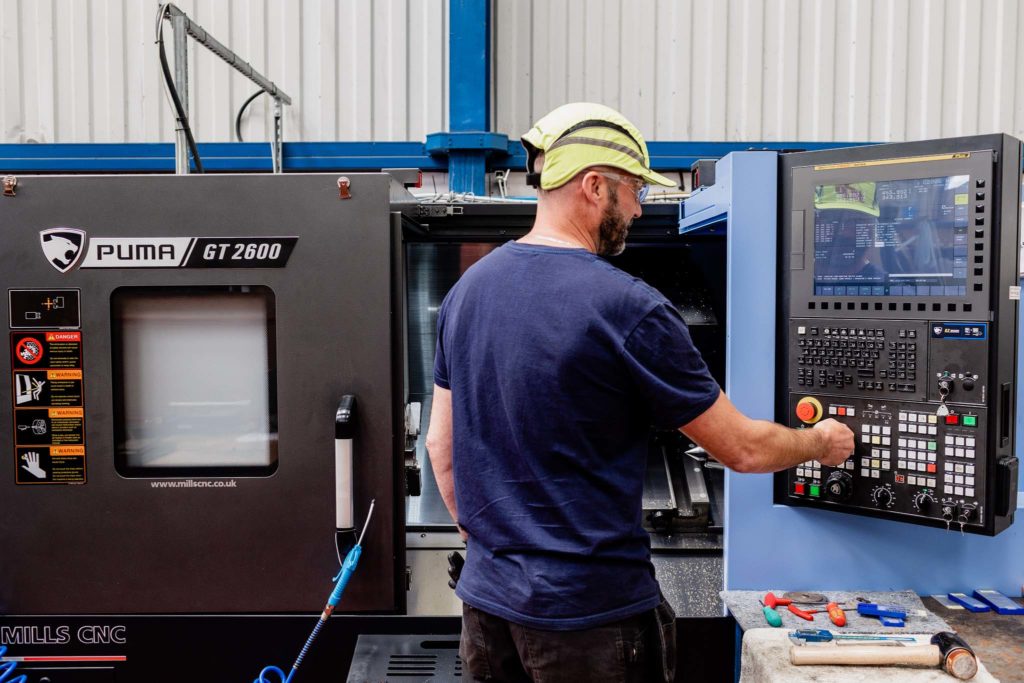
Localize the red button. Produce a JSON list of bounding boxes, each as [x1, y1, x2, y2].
[[794, 483, 806, 495], [837, 407, 847, 416], [796, 402, 817, 422], [927, 464, 937, 473], [945, 415, 959, 425]]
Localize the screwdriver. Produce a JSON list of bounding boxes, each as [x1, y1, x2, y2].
[[826, 602, 847, 626], [789, 629, 917, 644], [760, 592, 791, 627], [763, 592, 793, 609], [788, 601, 849, 626], [760, 601, 783, 627]]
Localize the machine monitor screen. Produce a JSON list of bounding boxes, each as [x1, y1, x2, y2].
[[812, 175, 970, 296]]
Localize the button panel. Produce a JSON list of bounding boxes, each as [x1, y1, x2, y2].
[[785, 393, 987, 527], [793, 320, 925, 401]]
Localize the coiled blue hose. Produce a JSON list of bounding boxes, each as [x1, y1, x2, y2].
[[0, 645, 27, 683], [254, 662, 294, 683]]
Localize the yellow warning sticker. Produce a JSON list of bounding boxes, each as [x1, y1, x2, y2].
[[47, 369, 82, 380], [814, 152, 971, 171], [48, 407, 84, 418], [52, 445, 86, 456]]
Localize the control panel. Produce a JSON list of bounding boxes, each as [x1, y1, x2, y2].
[[786, 371, 986, 532], [775, 136, 1020, 535]]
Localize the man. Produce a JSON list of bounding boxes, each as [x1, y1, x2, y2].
[[427, 102, 854, 682]]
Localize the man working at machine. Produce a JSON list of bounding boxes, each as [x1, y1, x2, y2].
[[426, 102, 855, 683]]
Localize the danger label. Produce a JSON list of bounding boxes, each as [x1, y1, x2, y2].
[[11, 331, 87, 485], [12, 332, 81, 369]]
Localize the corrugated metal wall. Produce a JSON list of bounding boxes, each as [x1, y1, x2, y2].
[[496, 0, 1024, 142], [0, 0, 447, 143], [3, 0, 1023, 144]]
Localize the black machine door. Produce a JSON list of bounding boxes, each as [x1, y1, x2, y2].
[[0, 174, 400, 613]]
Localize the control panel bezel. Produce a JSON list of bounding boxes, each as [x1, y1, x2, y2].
[[774, 135, 1020, 536]]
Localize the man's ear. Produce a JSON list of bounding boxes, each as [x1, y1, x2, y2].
[[578, 170, 606, 206]]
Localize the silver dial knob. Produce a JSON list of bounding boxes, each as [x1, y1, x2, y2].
[[913, 492, 935, 513], [871, 486, 894, 508]]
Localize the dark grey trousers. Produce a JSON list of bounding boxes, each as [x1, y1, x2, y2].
[[459, 597, 677, 683]]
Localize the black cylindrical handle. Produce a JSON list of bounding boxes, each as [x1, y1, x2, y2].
[[336, 395, 357, 439]]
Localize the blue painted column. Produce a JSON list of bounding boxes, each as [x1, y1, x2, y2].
[[426, 0, 507, 195], [449, 0, 490, 133]]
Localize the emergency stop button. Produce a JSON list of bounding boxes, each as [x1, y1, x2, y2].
[[795, 397, 824, 424]]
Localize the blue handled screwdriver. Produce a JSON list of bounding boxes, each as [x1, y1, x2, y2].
[[759, 599, 783, 627], [789, 629, 916, 644], [255, 499, 376, 683]]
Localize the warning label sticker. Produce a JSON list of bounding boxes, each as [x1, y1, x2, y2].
[[11, 331, 82, 369], [11, 331, 86, 485], [13, 369, 83, 407]]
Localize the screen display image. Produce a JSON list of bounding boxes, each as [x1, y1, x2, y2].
[[813, 175, 970, 296]]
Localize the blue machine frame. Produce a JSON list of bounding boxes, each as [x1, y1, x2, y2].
[[0, 141, 859, 177], [681, 151, 1024, 596]]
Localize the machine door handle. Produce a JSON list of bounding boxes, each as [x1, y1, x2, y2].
[[999, 382, 1012, 448], [336, 395, 358, 558]]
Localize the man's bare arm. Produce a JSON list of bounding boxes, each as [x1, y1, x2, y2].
[[425, 386, 460, 527], [681, 391, 854, 473]]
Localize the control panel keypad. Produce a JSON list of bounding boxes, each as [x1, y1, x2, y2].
[[785, 388, 987, 528], [796, 326, 884, 390], [884, 336, 918, 386], [792, 321, 927, 400], [941, 418, 978, 497], [942, 460, 975, 498], [796, 461, 822, 480], [896, 412, 939, 483]]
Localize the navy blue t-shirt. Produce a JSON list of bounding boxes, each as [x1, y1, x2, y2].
[[434, 242, 720, 630]]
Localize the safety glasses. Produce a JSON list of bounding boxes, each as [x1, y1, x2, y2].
[[596, 171, 650, 203]]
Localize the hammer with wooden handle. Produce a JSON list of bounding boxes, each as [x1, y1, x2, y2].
[[790, 631, 978, 680]]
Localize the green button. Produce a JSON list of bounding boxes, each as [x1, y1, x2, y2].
[[810, 485, 821, 498], [928, 441, 937, 451], [963, 415, 977, 427]]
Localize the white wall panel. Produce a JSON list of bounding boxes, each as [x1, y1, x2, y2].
[[495, 0, 1024, 142], [1, 0, 447, 143], [4, 0, 1024, 144]]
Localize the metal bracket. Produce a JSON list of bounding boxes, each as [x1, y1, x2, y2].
[[413, 205, 464, 218], [424, 131, 509, 156], [494, 169, 510, 199], [272, 99, 284, 174], [2, 175, 17, 197], [160, 4, 291, 174]]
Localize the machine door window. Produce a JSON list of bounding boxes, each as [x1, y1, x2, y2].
[[112, 286, 278, 477]]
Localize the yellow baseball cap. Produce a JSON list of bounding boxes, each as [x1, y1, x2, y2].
[[521, 102, 675, 191]]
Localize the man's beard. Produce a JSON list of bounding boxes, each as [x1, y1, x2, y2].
[[597, 189, 631, 257]]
